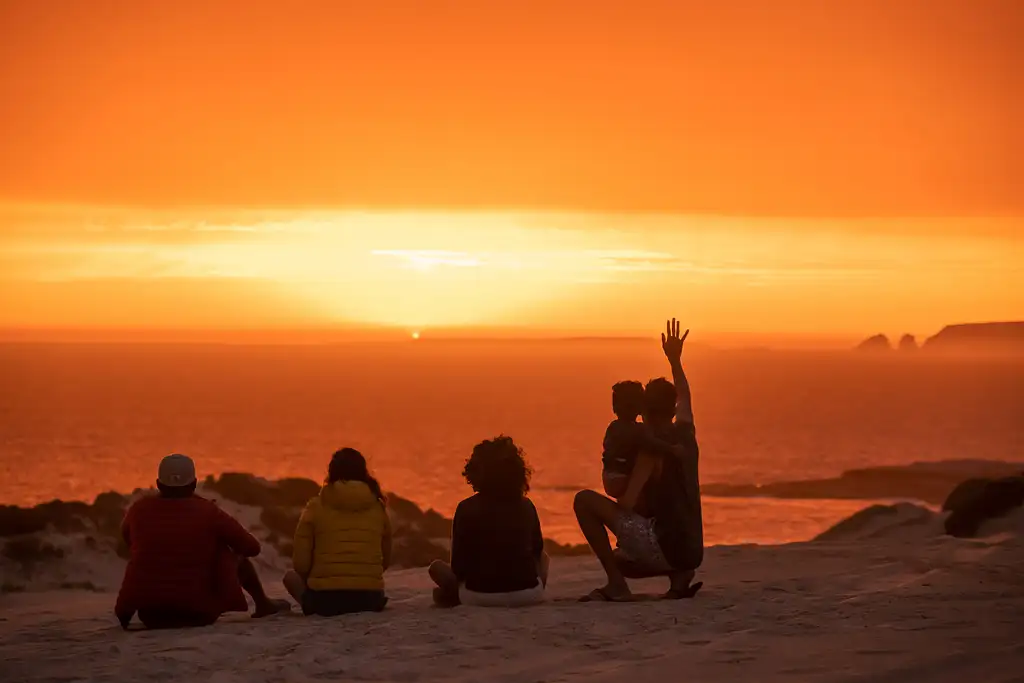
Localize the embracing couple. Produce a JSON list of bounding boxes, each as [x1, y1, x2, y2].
[[574, 318, 704, 601]]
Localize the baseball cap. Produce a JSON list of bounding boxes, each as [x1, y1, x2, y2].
[[158, 453, 197, 487]]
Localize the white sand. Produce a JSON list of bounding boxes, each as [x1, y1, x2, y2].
[[2, 506, 1023, 683]]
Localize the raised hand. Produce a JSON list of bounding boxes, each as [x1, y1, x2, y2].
[[660, 318, 689, 362]]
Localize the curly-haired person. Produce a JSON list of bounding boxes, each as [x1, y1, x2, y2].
[[429, 436, 549, 608]]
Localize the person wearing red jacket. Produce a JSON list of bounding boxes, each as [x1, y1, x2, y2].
[[115, 454, 289, 629]]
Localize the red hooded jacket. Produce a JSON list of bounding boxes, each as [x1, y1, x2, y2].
[[115, 495, 261, 621]]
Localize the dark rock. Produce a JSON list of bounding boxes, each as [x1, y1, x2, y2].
[[702, 460, 1024, 506], [943, 475, 1024, 538], [0, 501, 94, 537], [386, 493, 425, 522], [417, 510, 453, 539], [855, 334, 892, 352], [898, 334, 918, 352], [2, 536, 65, 570], [941, 478, 991, 512], [203, 472, 318, 509], [391, 535, 449, 569], [259, 507, 300, 539], [544, 539, 591, 557], [275, 478, 321, 508]]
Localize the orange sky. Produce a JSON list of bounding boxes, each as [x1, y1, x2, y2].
[[0, 1, 1021, 341]]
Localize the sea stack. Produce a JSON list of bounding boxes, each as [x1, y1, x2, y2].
[[855, 334, 892, 352], [898, 334, 918, 352]]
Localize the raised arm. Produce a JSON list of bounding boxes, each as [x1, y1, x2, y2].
[[662, 318, 694, 425]]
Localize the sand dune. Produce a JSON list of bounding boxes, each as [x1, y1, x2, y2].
[[1, 505, 1022, 683]]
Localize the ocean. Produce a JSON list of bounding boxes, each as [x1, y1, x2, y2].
[[1, 340, 1021, 545]]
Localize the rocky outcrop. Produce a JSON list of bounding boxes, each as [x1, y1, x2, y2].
[[0, 473, 589, 591], [702, 460, 1024, 506], [923, 322, 1024, 354], [898, 334, 917, 352], [942, 474, 1024, 538], [855, 334, 892, 352]]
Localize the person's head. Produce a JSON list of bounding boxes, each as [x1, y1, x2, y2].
[[643, 377, 677, 424], [611, 380, 645, 421], [462, 435, 532, 501], [327, 447, 385, 503], [156, 453, 198, 499]]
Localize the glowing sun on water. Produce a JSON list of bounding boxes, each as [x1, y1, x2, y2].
[[411, 331, 421, 340]]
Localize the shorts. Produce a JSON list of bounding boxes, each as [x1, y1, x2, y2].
[[612, 512, 672, 573], [301, 588, 388, 617], [459, 584, 545, 608]]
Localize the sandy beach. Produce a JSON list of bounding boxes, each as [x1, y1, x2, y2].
[[3, 504, 1022, 683]]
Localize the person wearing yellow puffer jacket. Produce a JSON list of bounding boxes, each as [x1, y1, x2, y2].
[[283, 448, 392, 616]]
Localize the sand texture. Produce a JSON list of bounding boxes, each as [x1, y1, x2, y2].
[[2, 504, 1023, 683]]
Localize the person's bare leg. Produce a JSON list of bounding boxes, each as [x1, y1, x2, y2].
[[238, 557, 288, 617], [282, 570, 306, 603], [573, 489, 630, 598], [538, 551, 551, 588], [429, 560, 460, 607]]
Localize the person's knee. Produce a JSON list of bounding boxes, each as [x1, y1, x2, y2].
[[573, 489, 601, 515], [428, 560, 453, 584]]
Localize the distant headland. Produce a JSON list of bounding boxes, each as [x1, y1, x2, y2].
[[856, 322, 1024, 354]]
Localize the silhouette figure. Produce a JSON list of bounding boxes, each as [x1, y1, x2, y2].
[[574, 319, 703, 601], [430, 436, 549, 608], [602, 380, 687, 505], [283, 448, 391, 616], [115, 454, 289, 629]]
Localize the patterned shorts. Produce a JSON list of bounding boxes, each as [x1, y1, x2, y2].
[[612, 512, 672, 573]]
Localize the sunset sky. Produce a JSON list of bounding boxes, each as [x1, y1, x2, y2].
[[1, 1, 1021, 343]]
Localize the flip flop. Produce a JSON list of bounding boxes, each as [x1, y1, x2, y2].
[[578, 587, 634, 603], [252, 598, 293, 618], [663, 581, 703, 600]]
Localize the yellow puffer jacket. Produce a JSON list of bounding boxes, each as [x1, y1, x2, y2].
[[292, 480, 387, 591]]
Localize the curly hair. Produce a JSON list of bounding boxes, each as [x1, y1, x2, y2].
[[327, 447, 386, 504], [462, 435, 532, 500]]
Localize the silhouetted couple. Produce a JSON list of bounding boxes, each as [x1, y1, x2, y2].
[[574, 319, 704, 601]]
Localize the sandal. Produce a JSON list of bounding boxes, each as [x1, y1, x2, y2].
[[579, 586, 634, 603], [663, 581, 703, 600]]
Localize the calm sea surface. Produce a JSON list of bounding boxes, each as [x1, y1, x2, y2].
[[2, 341, 1021, 544]]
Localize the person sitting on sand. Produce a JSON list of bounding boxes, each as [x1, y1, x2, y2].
[[574, 319, 704, 601], [115, 453, 289, 630], [283, 448, 392, 616], [602, 379, 688, 504], [430, 436, 549, 608]]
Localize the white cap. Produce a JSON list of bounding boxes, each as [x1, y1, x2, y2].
[[158, 453, 197, 487]]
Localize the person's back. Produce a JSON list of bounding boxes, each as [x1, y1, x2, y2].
[[430, 436, 548, 608], [294, 480, 387, 592], [116, 494, 259, 623], [602, 381, 646, 497], [647, 418, 703, 571], [285, 448, 391, 617], [452, 493, 543, 594]]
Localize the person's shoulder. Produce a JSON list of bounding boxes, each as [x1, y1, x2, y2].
[[455, 493, 483, 513]]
